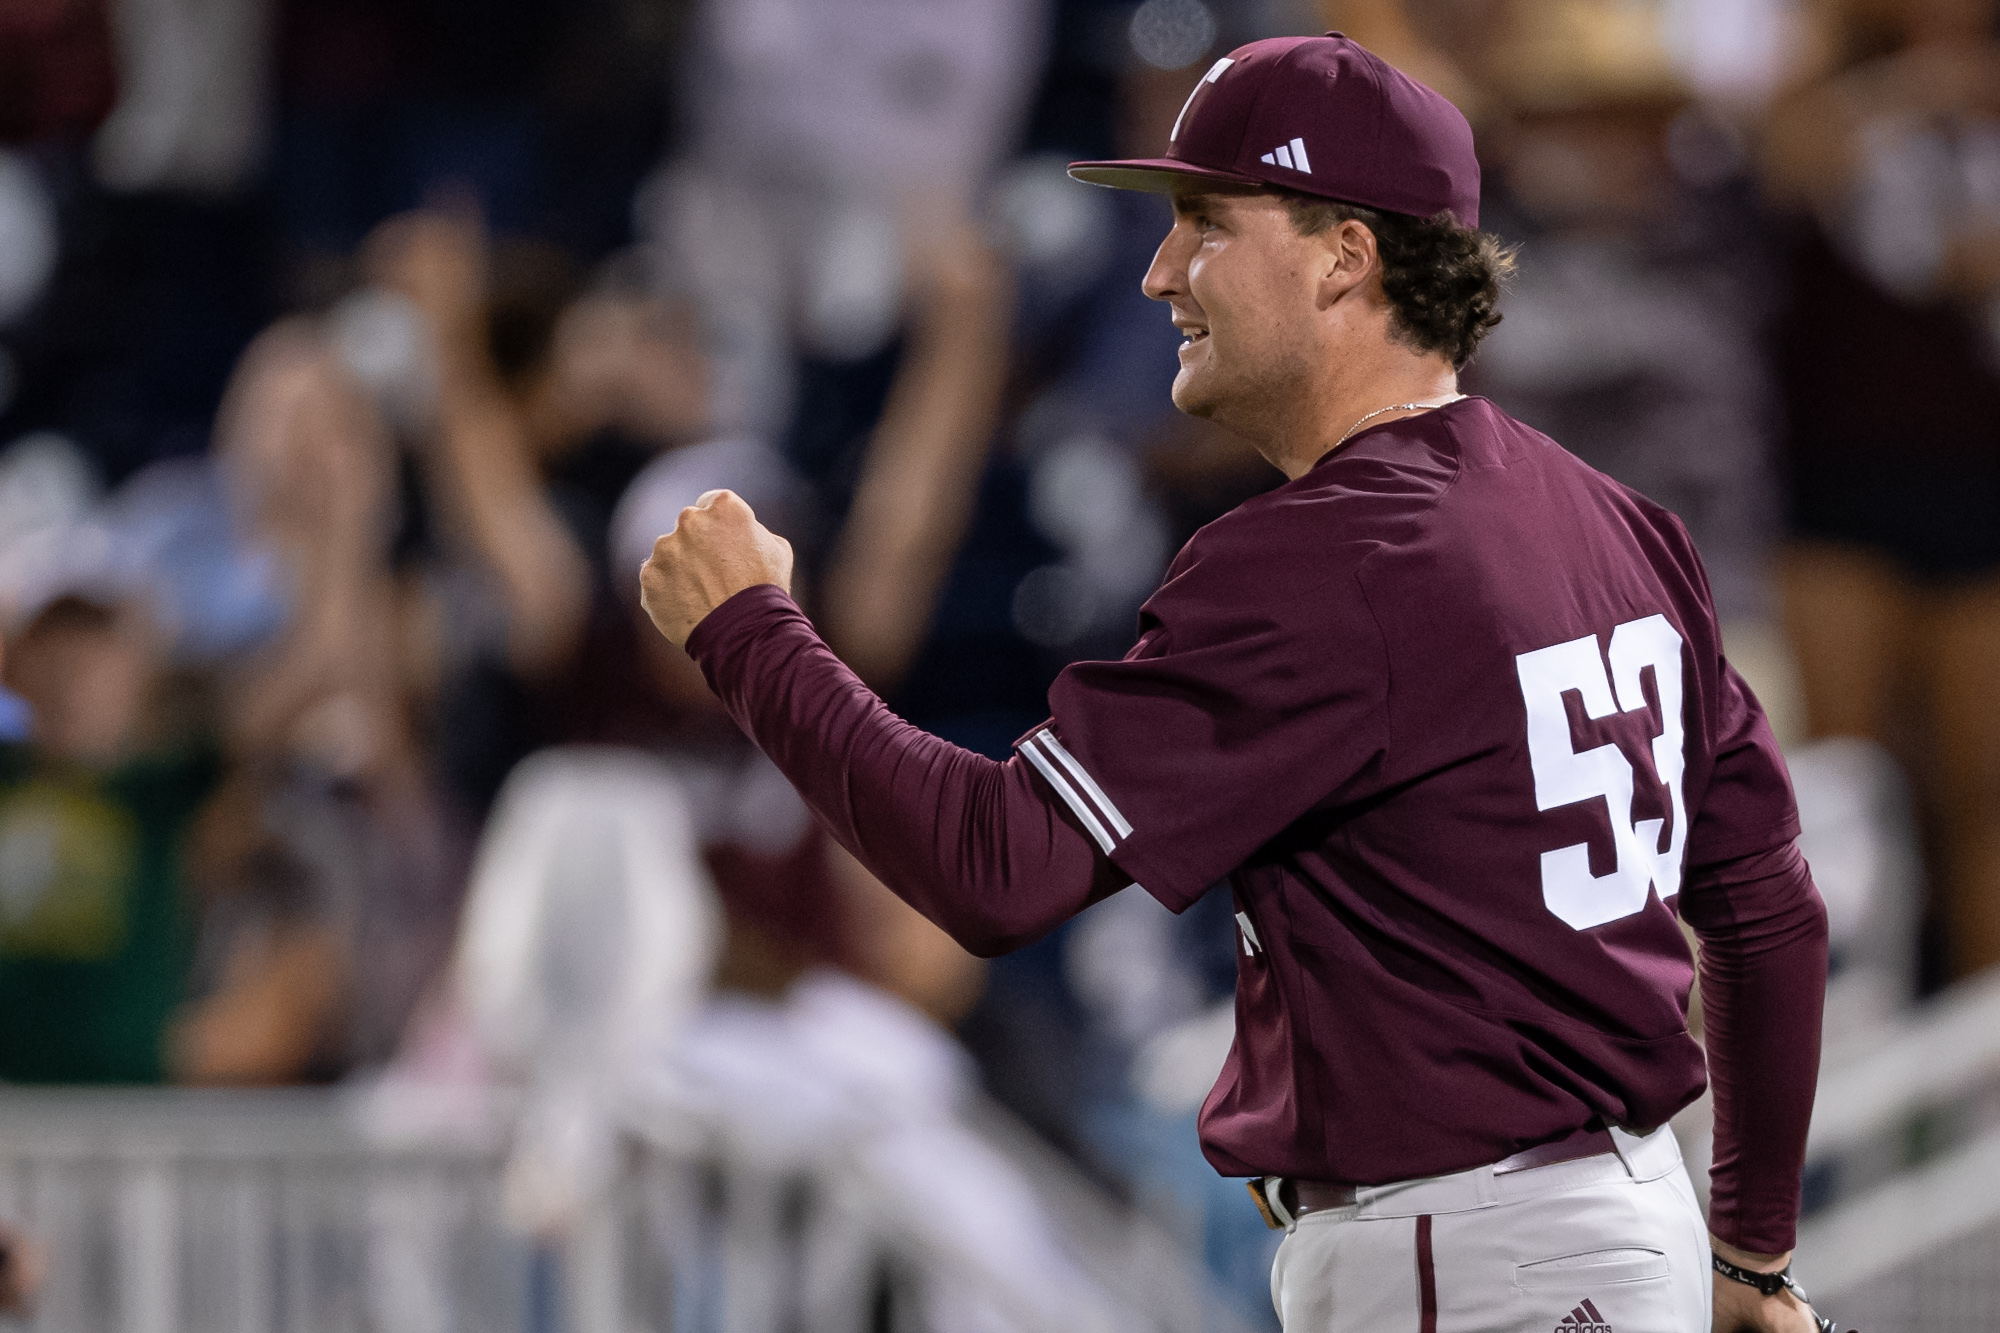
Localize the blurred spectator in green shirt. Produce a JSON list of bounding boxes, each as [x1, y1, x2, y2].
[[0, 593, 218, 1082]]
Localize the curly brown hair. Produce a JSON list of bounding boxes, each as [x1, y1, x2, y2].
[[1281, 194, 1516, 368]]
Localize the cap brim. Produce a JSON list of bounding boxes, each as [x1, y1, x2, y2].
[[1066, 158, 1269, 193]]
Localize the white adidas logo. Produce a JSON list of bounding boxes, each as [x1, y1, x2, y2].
[[1260, 138, 1312, 174]]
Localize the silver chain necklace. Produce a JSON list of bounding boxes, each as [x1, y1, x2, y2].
[[1333, 393, 1466, 449]]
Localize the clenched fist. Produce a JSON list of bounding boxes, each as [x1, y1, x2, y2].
[[640, 489, 795, 648]]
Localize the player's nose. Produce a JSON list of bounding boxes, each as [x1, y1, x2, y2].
[[1141, 224, 1191, 304]]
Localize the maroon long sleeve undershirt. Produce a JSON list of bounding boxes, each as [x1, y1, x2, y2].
[[1678, 839, 1829, 1254], [686, 585, 1129, 958], [686, 583, 1827, 1252]]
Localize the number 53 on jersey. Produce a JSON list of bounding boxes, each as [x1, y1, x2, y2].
[[1514, 615, 1689, 931]]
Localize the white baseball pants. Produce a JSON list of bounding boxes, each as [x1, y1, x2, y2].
[[1270, 1125, 1711, 1333]]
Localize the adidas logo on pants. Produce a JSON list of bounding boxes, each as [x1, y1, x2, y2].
[[1555, 1299, 1613, 1331]]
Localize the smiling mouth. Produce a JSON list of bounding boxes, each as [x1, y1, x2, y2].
[[1178, 329, 1209, 348]]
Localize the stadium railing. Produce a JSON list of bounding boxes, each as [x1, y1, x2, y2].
[[0, 1084, 1256, 1333], [1790, 967, 2000, 1332]]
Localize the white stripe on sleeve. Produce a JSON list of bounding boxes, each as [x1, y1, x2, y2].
[[1034, 731, 1134, 838], [1021, 736, 1117, 853]]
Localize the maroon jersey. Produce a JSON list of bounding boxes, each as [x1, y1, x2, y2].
[[1016, 396, 1800, 1183], [685, 393, 1822, 1247]]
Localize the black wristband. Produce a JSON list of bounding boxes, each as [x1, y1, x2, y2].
[[1711, 1253, 1839, 1331], [1711, 1251, 1797, 1299]]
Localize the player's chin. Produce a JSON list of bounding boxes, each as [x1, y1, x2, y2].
[[1170, 369, 1219, 419]]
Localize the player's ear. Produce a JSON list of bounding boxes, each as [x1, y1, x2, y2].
[[1315, 219, 1378, 308]]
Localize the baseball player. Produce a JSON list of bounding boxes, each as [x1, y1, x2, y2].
[[639, 34, 1832, 1333]]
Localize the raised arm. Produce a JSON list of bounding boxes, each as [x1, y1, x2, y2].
[[368, 211, 592, 680], [643, 492, 1123, 955], [820, 218, 1015, 691]]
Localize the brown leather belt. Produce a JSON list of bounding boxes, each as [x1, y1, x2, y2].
[[1259, 1126, 1620, 1225]]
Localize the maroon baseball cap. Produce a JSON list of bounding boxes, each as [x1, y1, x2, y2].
[[1069, 33, 1480, 228]]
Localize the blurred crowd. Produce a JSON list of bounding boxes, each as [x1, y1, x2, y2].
[[1, 0, 1998, 1321]]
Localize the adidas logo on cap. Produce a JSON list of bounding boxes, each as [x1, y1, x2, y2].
[[1554, 1299, 1612, 1332], [1260, 137, 1312, 174]]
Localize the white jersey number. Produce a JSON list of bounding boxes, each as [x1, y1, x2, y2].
[[1514, 615, 1689, 929]]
